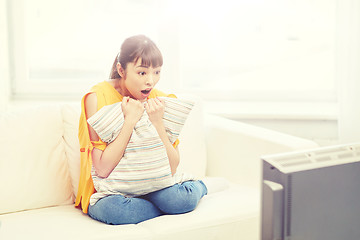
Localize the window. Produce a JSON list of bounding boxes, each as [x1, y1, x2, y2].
[[173, 0, 336, 102], [8, 0, 164, 99], [7, 0, 337, 108]]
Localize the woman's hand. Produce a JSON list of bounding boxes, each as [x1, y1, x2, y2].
[[145, 97, 165, 126], [121, 97, 144, 124]]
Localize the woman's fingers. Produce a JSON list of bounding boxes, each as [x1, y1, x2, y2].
[[146, 98, 164, 110], [122, 97, 145, 123], [145, 98, 164, 124]]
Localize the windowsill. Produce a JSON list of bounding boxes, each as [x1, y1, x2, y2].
[[203, 100, 338, 121], [5, 98, 80, 112], [4, 98, 338, 122]]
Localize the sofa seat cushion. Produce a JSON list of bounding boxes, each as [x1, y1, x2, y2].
[[139, 182, 260, 240], [0, 178, 260, 240], [0, 205, 153, 240]]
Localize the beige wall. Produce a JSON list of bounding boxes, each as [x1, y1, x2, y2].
[[337, 0, 360, 143], [0, 0, 10, 111]]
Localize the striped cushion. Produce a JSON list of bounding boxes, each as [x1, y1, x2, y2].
[[87, 97, 194, 203]]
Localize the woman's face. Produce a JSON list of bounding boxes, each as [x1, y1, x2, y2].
[[118, 58, 161, 102]]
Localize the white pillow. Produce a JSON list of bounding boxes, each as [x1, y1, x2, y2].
[[62, 103, 81, 197], [59, 94, 207, 200], [175, 94, 207, 178], [87, 97, 194, 200]]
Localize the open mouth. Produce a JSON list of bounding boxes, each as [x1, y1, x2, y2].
[[141, 89, 151, 95]]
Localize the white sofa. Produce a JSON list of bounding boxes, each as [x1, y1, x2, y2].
[[0, 97, 318, 240]]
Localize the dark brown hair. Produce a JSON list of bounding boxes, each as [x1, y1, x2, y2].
[[109, 35, 163, 79]]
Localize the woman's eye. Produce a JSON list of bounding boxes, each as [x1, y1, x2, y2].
[[155, 71, 161, 75], [139, 72, 146, 76]]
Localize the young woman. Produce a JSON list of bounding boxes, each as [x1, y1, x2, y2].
[[75, 35, 208, 225]]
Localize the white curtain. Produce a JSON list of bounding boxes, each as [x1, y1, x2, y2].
[[337, 0, 360, 143]]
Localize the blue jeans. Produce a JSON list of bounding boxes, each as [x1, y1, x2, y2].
[[88, 180, 208, 225]]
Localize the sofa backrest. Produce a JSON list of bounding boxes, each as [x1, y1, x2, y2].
[[0, 95, 207, 215], [0, 105, 74, 214]]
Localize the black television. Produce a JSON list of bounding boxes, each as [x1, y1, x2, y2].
[[261, 142, 360, 240]]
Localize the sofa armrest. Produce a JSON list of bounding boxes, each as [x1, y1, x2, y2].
[[204, 114, 319, 188]]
